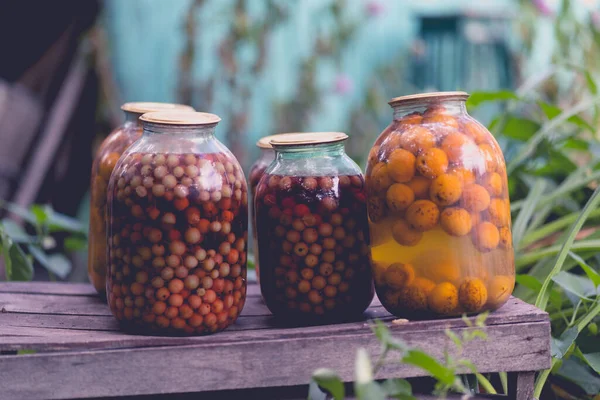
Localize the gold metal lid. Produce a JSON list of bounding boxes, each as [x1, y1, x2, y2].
[[121, 102, 194, 114], [269, 132, 348, 147], [388, 91, 469, 107], [140, 111, 221, 126]]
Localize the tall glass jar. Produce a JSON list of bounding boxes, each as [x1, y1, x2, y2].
[[248, 135, 277, 282], [255, 132, 374, 323], [106, 111, 248, 335], [366, 92, 514, 318], [88, 102, 193, 295]]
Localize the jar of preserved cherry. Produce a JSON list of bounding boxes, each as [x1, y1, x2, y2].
[[106, 111, 248, 335], [88, 102, 193, 295], [366, 92, 514, 318], [248, 135, 277, 282], [255, 132, 374, 323]]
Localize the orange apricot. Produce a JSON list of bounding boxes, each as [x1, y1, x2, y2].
[[423, 113, 459, 129], [367, 196, 387, 223], [459, 278, 488, 312], [481, 172, 503, 197], [405, 200, 440, 232], [472, 222, 500, 252], [440, 207, 472, 236], [416, 148, 448, 179], [399, 126, 436, 155], [429, 174, 462, 206], [479, 144, 498, 172], [499, 226, 512, 249], [367, 145, 380, 169], [412, 277, 436, 296], [399, 112, 423, 125], [383, 291, 401, 309], [407, 176, 431, 199], [386, 183, 415, 213], [392, 219, 423, 246], [449, 167, 475, 187], [387, 148, 416, 183], [441, 131, 475, 164], [487, 275, 514, 308], [399, 284, 429, 311], [421, 261, 460, 284], [384, 263, 415, 289], [428, 282, 459, 314], [487, 198, 510, 227], [461, 184, 490, 213], [462, 120, 489, 144], [369, 162, 392, 192]]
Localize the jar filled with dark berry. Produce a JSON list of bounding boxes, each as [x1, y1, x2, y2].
[[89, 102, 193, 295], [255, 132, 374, 323], [248, 135, 277, 282], [106, 111, 248, 335]]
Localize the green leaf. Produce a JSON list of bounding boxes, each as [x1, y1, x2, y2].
[[28, 246, 71, 279], [311, 368, 345, 400], [563, 138, 590, 150], [355, 382, 387, 400], [0, 202, 39, 225], [381, 379, 414, 399], [585, 71, 598, 95], [582, 352, 600, 374], [307, 380, 328, 400], [512, 180, 546, 246], [538, 102, 595, 133], [551, 327, 578, 358], [466, 90, 519, 109], [536, 186, 600, 311], [64, 236, 87, 252], [1, 219, 32, 243], [557, 356, 600, 395], [401, 350, 455, 385], [445, 329, 462, 351], [30, 204, 49, 226], [46, 211, 85, 234], [8, 243, 33, 281], [569, 252, 600, 288], [475, 311, 489, 328], [501, 117, 540, 141], [552, 271, 598, 300], [17, 349, 36, 355]]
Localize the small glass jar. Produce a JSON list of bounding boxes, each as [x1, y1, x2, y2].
[[366, 92, 515, 318], [248, 135, 277, 282], [106, 111, 248, 335], [255, 132, 374, 323], [88, 102, 193, 294]]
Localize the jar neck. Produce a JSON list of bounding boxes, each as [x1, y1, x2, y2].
[[260, 148, 275, 159], [124, 111, 143, 127], [274, 142, 346, 160], [392, 99, 466, 120], [142, 122, 216, 139]]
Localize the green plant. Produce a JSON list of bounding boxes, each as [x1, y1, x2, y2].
[[308, 315, 492, 399], [0, 201, 87, 281]]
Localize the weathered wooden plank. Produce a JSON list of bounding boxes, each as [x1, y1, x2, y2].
[[0, 282, 98, 296], [508, 371, 536, 400], [0, 320, 551, 400]]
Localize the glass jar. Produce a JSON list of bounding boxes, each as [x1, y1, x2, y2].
[[255, 132, 374, 323], [106, 111, 248, 335], [88, 102, 194, 295], [366, 92, 514, 318], [248, 135, 277, 282]]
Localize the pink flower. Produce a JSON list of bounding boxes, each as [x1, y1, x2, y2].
[[334, 74, 353, 95], [366, 0, 385, 17], [532, 0, 553, 16]]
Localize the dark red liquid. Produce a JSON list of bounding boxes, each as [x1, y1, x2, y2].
[[107, 152, 248, 335], [255, 174, 373, 322]]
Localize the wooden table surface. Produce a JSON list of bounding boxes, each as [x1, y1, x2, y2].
[[0, 282, 551, 400]]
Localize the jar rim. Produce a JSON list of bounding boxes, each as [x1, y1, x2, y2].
[[269, 132, 348, 147], [256, 134, 285, 149], [140, 111, 221, 126], [121, 102, 194, 114], [388, 91, 469, 107]]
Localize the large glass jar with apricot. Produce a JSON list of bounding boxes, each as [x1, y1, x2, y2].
[[255, 132, 374, 324], [366, 92, 514, 318], [106, 111, 248, 335], [248, 135, 277, 282], [88, 102, 193, 295]]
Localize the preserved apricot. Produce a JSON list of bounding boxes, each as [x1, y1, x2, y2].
[[399, 126, 436, 155], [392, 219, 423, 246], [399, 285, 429, 311], [441, 132, 474, 164], [369, 162, 392, 192], [429, 174, 462, 206], [449, 166, 476, 187], [462, 120, 488, 144], [407, 176, 430, 199], [421, 261, 460, 284], [384, 263, 415, 289], [472, 222, 500, 252], [399, 112, 423, 126], [423, 113, 459, 129], [479, 143, 497, 172], [487, 275, 513, 308], [499, 226, 512, 249], [405, 200, 440, 231], [387, 148, 416, 183], [487, 198, 510, 227], [386, 183, 415, 213], [482, 172, 503, 197], [367, 196, 386, 222], [459, 278, 488, 312], [440, 207, 472, 236], [428, 282, 458, 314], [461, 184, 490, 213], [416, 148, 448, 179]]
